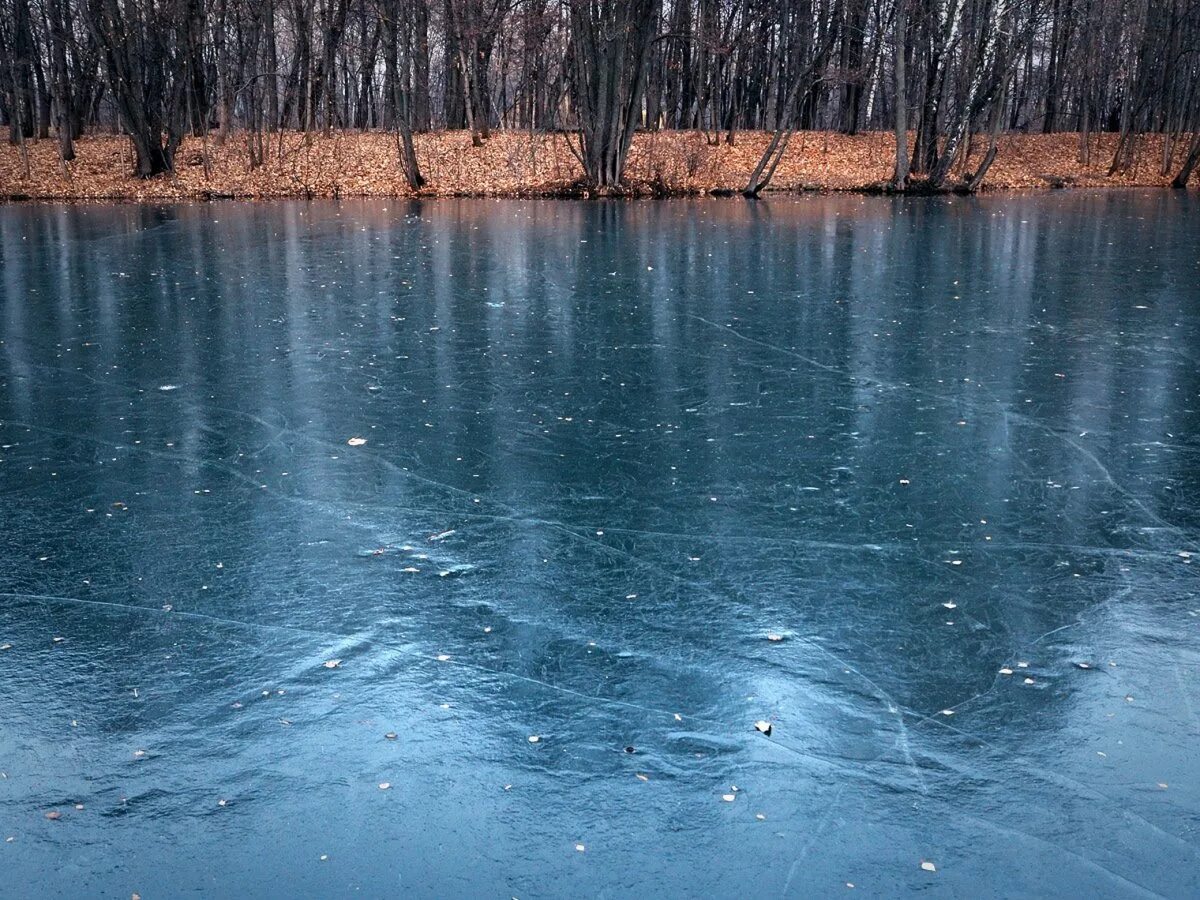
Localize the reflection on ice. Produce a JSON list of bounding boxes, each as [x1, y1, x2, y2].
[[0, 193, 1198, 897]]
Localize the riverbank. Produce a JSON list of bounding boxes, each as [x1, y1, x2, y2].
[[0, 129, 1188, 201]]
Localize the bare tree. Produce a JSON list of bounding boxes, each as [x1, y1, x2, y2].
[[565, 0, 660, 190]]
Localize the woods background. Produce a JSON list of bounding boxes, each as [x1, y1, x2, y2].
[[1, 0, 1199, 195]]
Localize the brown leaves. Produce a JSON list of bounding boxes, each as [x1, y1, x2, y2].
[[0, 131, 1180, 203]]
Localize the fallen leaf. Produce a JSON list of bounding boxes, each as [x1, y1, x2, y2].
[[920, 860, 937, 872], [721, 793, 736, 802], [940, 709, 955, 716], [347, 437, 367, 446], [766, 633, 785, 642], [635, 773, 649, 782], [378, 782, 391, 790], [754, 720, 773, 736], [999, 667, 1013, 675], [385, 732, 398, 740], [323, 659, 342, 669], [575, 843, 586, 852], [527, 735, 540, 743], [45, 811, 61, 821]]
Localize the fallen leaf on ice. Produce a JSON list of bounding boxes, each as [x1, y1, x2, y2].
[[527, 735, 540, 743], [754, 720, 773, 736], [347, 437, 367, 446], [920, 860, 937, 872], [940, 709, 955, 716], [323, 659, 342, 669], [45, 811, 61, 821], [385, 732, 398, 740], [575, 843, 586, 852], [766, 633, 785, 642], [635, 773, 649, 782], [999, 667, 1013, 675], [378, 782, 391, 790], [721, 793, 736, 802]]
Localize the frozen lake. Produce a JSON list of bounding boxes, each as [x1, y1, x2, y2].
[[1, 194, 1198, 897]]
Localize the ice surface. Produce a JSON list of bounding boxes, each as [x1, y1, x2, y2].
[[0, 193, 1197, 897]]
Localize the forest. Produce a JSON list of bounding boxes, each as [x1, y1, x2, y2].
[[2, 0, 1199, 193]]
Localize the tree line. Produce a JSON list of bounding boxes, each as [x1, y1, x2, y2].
[[2, 0, 1199, 191]]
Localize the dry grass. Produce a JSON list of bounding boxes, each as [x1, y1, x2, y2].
[[0, 128, 1187, 201]]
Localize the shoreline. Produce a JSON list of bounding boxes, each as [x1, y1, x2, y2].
[[1, 130, 1192, 202]]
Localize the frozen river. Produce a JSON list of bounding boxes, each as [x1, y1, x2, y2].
[[1, 193, 1198, 897]]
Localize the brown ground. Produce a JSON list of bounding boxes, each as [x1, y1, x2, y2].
[[0, 129, 1189, 201]]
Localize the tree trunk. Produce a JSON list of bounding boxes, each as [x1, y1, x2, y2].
[[566, 0, 661, 191], [893, 0, 908, 189], [1172, 132, 1200, 188]]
